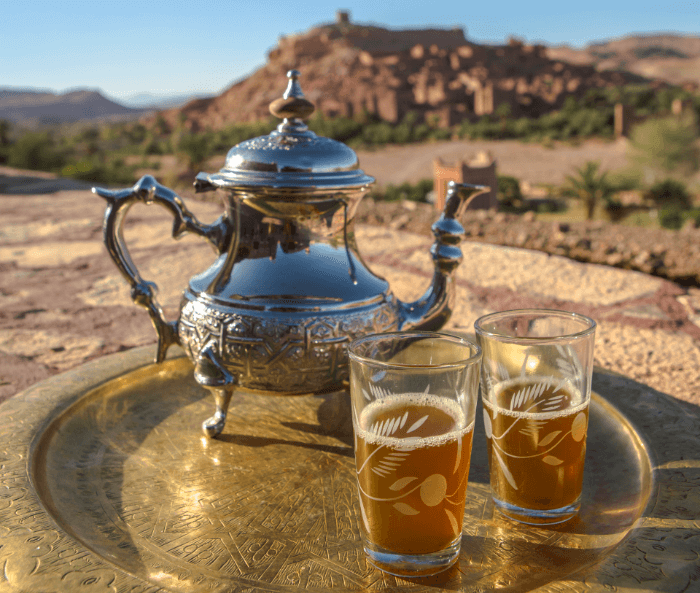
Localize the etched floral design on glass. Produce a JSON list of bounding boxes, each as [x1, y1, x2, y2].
[[475, 309, 596, 524], [354, 385, 474, 555], [482, 373, 588, 513]]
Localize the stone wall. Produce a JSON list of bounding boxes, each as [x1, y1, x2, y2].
[[433, 153, 498, 210]]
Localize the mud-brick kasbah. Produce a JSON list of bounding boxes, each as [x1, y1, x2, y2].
[[157, 10, 660, 134], [155, 10, 675, 209]]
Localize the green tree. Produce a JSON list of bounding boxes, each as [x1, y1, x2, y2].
[[629, 112, 700, 182], [561, 161, 614, 220], [177, 132, 211, 170]]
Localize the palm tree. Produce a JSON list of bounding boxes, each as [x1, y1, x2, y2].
[[562, 161, 614, 220]]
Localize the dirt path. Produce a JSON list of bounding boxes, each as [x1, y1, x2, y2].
[[356, 137, 632, 187]]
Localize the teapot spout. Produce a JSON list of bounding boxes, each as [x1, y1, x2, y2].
[[397, 182, 489, 331]]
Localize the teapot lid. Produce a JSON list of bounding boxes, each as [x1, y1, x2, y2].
[[195, 70, 374, 193]]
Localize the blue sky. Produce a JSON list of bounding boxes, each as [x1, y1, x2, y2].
[[2, 0, 698, 101]]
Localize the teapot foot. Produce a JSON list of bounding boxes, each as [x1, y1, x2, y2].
[[201, 386, 234, 438], [194, 340, 237, 438]]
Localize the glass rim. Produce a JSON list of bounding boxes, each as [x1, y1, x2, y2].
[[347, 331, 482, 369], [474, 308, 597, 342]]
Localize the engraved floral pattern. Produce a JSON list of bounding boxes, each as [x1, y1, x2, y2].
[[179, 296, 399, 392]]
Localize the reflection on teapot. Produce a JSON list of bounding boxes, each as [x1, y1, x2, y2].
[[94, 70, 489, 437]]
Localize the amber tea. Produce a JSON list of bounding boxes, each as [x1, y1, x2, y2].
[[483, 376, 588, 523], [349, 331, 481, 575], [354, 394, 474, 555], [475, 309, 596, 524]]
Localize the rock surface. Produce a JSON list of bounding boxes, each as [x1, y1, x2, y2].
[[1, 170, 699, 408], [358, 198, 700, 286], [546, 33, 700, 88]]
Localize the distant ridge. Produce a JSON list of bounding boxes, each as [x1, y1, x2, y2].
[[546, 33, 700, 87], [0, 88, 146, 125], [117, 92, 215, 110]]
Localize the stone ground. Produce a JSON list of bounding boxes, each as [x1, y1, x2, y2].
[[1, 167, 699, 408]]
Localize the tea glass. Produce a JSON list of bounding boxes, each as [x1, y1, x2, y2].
[[348, 331, 482, 576], [474, 309, 596, 525]]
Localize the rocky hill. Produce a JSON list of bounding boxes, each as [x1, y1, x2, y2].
[[547, 34, 700, 88], [0, 88, 145, 125], [157, 13, 652, 132]]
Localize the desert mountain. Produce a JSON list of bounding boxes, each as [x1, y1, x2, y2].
[[0, 88, 145, 125], [155, 13, 659, 133], [547, 34, 700, 88]]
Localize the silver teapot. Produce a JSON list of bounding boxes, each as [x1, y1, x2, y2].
[[94, 70, 488, 437]]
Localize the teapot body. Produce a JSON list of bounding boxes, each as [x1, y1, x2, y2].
[[178, 189, 399, 394]]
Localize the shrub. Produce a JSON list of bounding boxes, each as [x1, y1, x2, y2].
[[360, 122, 390, 145], [566, 108, 613, 138], [537, 200, 565, 213], [0, 120, 9, 164], [647, 178, 692, 209], [177, 132, 212, 169], [374, 178, 433, 202], [141, 135, 166, 155], [428, 127, 452, 141], [658, 204, 685, 230], [390, 112, 419, 144], [411, 123, 432, 142], [497, 175, 524, 211], [125, 123, 148, 145], [685, 208, 700, 228], [494, 102, 512, 120], [512, 117, 535, 138], [7, 131, 66, 171], [61, 157, 138, 185], [308, 113, 362, 142]]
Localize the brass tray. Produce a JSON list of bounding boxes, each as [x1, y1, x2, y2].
[[1, 346, 698, 592]]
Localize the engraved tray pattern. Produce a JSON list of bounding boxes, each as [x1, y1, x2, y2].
[[0, 346, 698, 592]]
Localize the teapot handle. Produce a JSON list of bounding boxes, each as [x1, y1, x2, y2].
[[93, 175, 230, 363]]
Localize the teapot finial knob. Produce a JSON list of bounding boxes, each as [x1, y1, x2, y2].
[[284, 69, 303, 99], [270, 69, 315, 121]]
